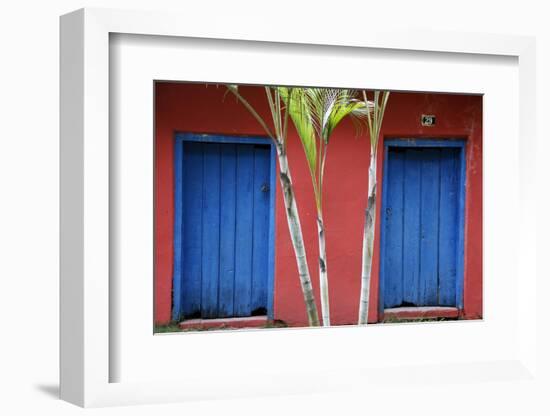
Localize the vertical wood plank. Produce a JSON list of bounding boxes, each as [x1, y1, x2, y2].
[[379, 144, 390, 316], [218, 144, 237, 317], [402, 149, 422, 305], [383, 148, 405, 308], [439, 148, 459, 306], [181, 142, 203, 318], [172, 140, 184, 320], [455, 146, 467, 308], [266, 144, 277, 319], [201, 143, 221, 318], [251, 145, 271, 314], [419, 149, 440, 305], [234, 144, 255, 316]]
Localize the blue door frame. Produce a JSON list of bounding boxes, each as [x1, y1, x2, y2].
[[379, 138, 466, 316], [171, 133, 277, 321]]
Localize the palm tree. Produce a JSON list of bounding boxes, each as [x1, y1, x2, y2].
[[280, 88, 367, 326], [225, 85, 320, 326], [358, 90, 390, 325]]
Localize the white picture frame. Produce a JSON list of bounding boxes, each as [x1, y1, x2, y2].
[[60, 7, 539, 408]]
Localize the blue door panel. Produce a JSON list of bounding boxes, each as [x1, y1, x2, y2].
[[418, 148, 440, 305], [233, 144, 255, 317], [174, 136, 273, 320], [402, 150, 422, 305], [251, 146, 271, 314], [201, 143, 221, 318], [218, 144, 237, 317], [438, 149, 460, 306], [382, 142, 464, 309], [384, 150, 405, 307], [181, 142, 203, 317]]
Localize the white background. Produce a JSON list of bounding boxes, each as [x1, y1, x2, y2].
[[1, 0, 549, 415]]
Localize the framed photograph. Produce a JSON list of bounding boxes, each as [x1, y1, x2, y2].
[[60, 7, 538, 408]]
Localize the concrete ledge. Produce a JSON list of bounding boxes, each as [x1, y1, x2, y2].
[[383, 306, 460, 320], [179, 315, 269, 330]]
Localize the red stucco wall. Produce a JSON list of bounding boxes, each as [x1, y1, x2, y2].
[[155, 83, 482, 326]]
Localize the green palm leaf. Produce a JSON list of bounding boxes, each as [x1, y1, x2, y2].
[[305, 89, 367, 143], [279, 87, 318, 182]]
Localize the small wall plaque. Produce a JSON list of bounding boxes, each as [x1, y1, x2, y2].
[[421, 114, 436, 126]]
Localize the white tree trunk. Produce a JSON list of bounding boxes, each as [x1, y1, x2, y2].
[[358, 153, 377, 325], [277, 148, 320, 326], [316, 214, 331, 326]]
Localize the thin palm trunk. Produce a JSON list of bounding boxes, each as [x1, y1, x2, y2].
[[277, 148, 320, 326], [358, 153, 377, 324], [226, 85, 320, 326], [316, 212, 330, 326], [358, 90, 389, 325], [282, 87, 367, 327]]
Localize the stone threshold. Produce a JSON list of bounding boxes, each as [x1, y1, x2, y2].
[[179, 315, 268, 330], [383, 306, 460, 320]]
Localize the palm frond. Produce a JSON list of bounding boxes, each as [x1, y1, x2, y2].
[[279, 87, 318, 181], [264, 87, 280, 139], [225, 85, 276, 139], [361, 90, 390, 151], [312, 89, 366, 144]]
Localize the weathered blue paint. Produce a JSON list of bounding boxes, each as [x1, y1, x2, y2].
[[439, 148, 459, 306], [180, 141, 203, 319], [218, 144, 237, 317], [380, 138, 466, 311], [201, 143, 221, 318], [402, 149, 422, 305], [171, 139, 184, 320], [378, 145, 390, 317], [419, 148, 440, 305], [172, 133, 275, 321], [385, 139, 465, 148], [383, 149, 404, 308], [456, 146, 467, 309], [266, 145, 276, 319], [251, 146, 271, 313], [180, 133, 272, 145], [233, 144, 255, 316]]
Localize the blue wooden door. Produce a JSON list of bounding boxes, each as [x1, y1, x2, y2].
[[172, 135, 274, 320], [381, 141, 465, 310]]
